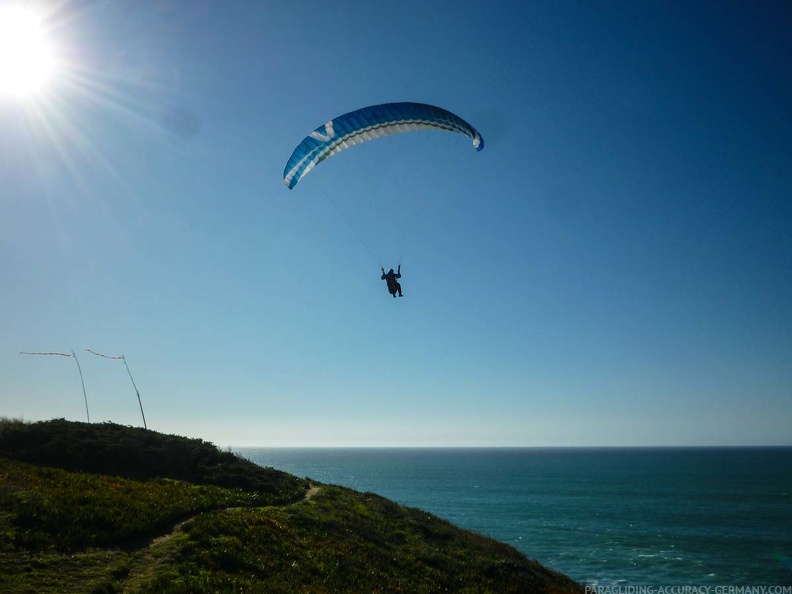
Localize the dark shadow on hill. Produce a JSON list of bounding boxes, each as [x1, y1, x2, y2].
[[0, 418, 306, 504]]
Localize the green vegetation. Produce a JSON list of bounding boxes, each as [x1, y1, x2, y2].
[[0, 418, 305, 503], [0, 418, 585, 593]]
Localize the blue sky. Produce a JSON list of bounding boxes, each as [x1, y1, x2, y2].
[[2, 0, 790, 446]]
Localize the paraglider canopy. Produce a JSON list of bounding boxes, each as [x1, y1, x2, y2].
[[283, 102, 484, 190]]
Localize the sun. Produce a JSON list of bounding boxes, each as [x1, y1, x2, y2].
[[0, 5, 56, 97]]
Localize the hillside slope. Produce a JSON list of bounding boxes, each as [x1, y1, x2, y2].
[[0, 419, 585, 593]]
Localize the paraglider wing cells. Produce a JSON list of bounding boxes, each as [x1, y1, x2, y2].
[[283, 102, 484, 189]]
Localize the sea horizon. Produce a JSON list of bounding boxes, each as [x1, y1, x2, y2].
[[232, 444, 792, 450]]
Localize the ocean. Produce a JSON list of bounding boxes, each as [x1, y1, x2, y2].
[[236, 447, 792, 587]]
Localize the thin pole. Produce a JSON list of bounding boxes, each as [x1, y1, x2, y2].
[[19, 351, 90, 422], [71, 350, 90, 423], [122, 356, 147, 430], [85, 349, 147, 429]]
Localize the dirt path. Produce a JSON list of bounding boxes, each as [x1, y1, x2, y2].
[[150, 482, 320, 548], [303, 483, 322, 502], [126, 482, 323, 588], [149, 483, 322, 546]]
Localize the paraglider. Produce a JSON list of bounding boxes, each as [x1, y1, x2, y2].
[[381, 266, 403, 298], [283, 102, 483, 298], [283, 102, 483, 190]]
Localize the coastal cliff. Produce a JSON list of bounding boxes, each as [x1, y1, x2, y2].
[[0, 418, 585, 593]]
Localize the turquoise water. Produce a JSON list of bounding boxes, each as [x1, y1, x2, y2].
[[238, 447, 792, 586]]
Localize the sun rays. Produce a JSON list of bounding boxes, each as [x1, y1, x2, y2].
[[1, 1, 192, 213]]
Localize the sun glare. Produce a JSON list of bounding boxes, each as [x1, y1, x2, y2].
[[0, 5, 55, 97]]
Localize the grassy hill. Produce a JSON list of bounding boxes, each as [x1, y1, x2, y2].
[[0, 418, 585, 593]]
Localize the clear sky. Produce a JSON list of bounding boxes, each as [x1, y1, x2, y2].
[[2, 0, 790, 447]]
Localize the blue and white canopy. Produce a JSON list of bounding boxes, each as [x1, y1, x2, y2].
[[283, 102, 484, 189]]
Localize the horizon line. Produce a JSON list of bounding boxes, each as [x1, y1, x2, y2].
[[230, 444, 792, 450]]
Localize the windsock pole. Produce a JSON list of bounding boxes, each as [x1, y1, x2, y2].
[[122, 357, 146, 430], [18, 351, 90, 422], [85, 349, 147, 429]]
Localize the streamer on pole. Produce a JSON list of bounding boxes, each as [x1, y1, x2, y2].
[[19, 350, 90, 422], [85, 349, 147, 429]]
